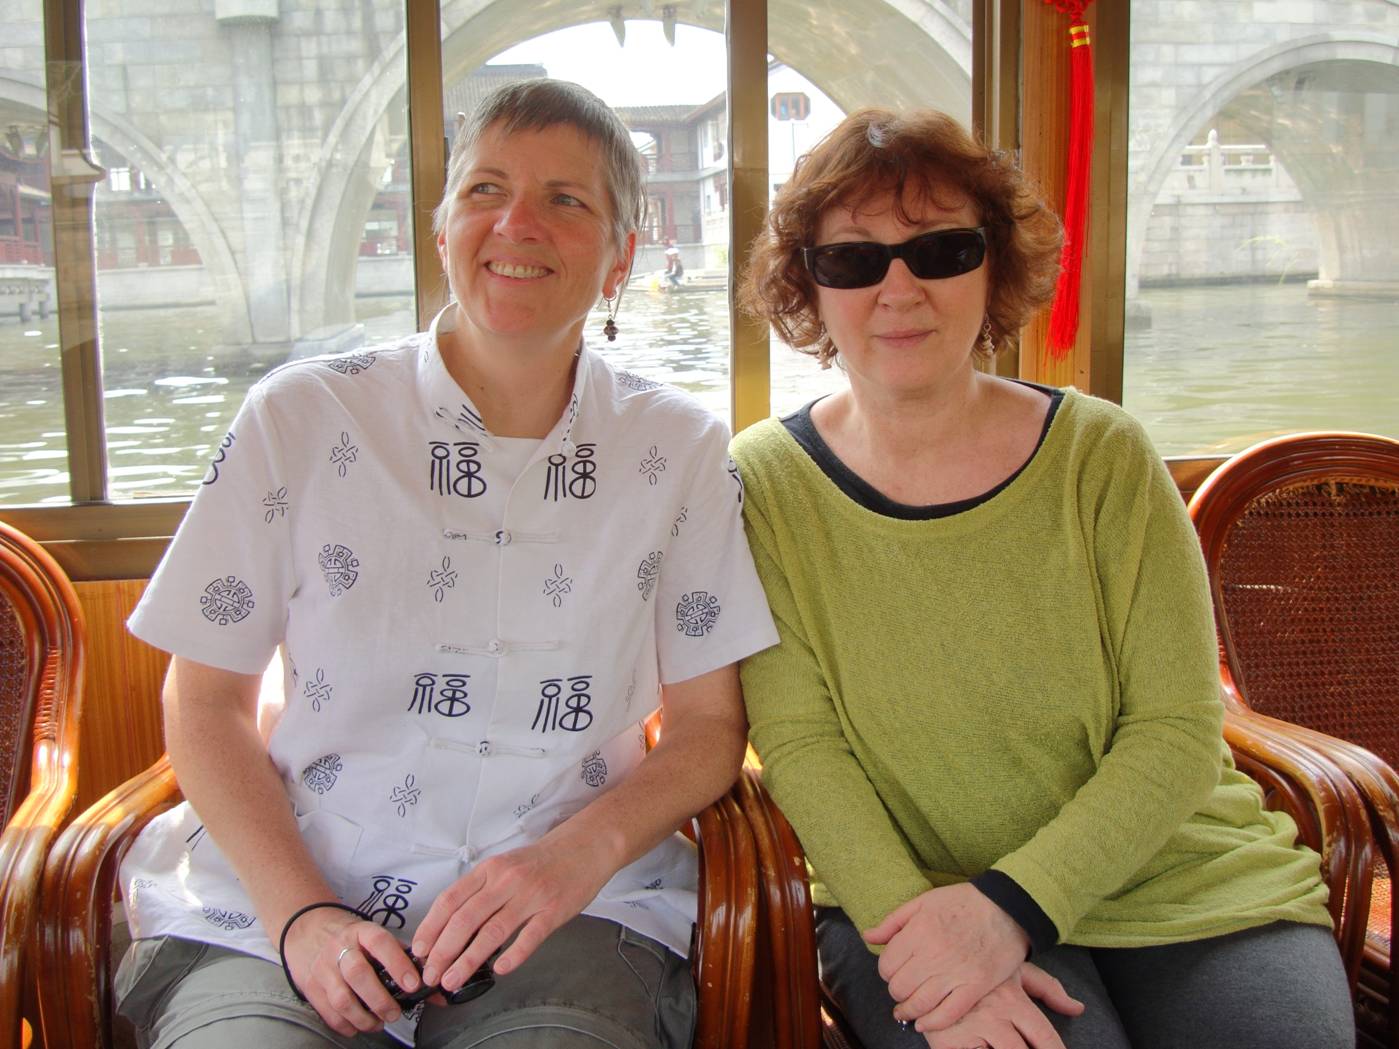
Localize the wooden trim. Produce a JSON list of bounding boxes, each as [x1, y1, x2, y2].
[[973, 0, 1020, 151], [71, 580, 169, 816], [727, 0, 770, 432], [45, 0, 109, 501], [406, 0, 448, 331], [31, 540, 171, 585], [1086, 1, 1128, 404], [0, 456, 1225, 580], [976, 0, 1022, 380], [1, 503, 185, 581], [1165, 455, 1225, 504], [1, 502, 187, 542], [1016, 1, 1127, 401]]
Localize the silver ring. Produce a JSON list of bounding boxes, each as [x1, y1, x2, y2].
[[336, 946, 354, 966]]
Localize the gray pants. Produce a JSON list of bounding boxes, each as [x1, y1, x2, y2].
[[816, 908, 1355, 1049], [115, 914, 695, 1048]]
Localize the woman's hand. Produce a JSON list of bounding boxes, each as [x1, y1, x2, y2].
[[411, 834, 615, 995], [866, 883, 1030, 1031], [921, 963, 1083, 1049], [282, 906, 421, 1036]]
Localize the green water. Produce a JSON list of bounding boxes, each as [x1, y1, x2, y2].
[[1122, 284, 1398, 455], [1, 283, 1394, 505]]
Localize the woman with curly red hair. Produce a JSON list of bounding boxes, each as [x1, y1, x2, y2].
[[733, 108, 1351, 1049]]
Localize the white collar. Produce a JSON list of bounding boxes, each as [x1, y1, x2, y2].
[[420, 305, 599, 455]]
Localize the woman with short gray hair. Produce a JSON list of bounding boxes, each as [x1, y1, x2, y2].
[[112, 78, 776, 1049]]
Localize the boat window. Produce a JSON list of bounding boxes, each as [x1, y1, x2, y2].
[[468, 17, 732, 421], [0, 0, 61, 506], [1121, 0, 1399, 455], [87, 0, 415, 502], [762, 8, 974, 416]]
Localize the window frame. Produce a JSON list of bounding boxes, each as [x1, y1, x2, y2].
[[9, 0, 1153, 579]]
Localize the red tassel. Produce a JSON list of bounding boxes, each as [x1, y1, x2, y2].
[[1046, 12, 1095, 359]]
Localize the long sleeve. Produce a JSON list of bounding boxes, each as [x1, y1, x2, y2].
[[991, 420, 1226, 938], [730, 402, 1328, 951], [739, 477, 934, 934]]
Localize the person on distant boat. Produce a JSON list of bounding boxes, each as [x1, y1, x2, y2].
[[663, 238, 685, 289], [111, 78, 776, 1049], [733, 107, 1352, 1049]]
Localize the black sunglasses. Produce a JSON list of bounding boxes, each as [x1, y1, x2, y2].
[[802, 227, 986, 289]]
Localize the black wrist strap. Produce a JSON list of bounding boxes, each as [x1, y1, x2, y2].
[[278, 901, 368, 1001]]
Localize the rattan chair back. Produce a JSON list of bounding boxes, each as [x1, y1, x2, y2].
[[1190, 433, 1399, 763], [0, 520, 86, 1049]]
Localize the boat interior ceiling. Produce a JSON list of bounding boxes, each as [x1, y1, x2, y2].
[[1, 1, 1395, 1047]]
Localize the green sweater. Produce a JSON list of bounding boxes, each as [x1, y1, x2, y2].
[[732, 389, 1331, 948]]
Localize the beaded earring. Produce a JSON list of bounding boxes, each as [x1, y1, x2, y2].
[[602, 295, 619, 342]]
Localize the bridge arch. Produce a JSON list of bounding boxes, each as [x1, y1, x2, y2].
[[1128, 32, 1399, 296], [294, 0, 971, 338], [0, 72, 250, 341]]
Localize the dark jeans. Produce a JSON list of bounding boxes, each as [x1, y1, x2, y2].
[[815, 907, 1354, 1049]]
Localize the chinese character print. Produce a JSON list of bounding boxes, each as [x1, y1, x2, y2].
[[318, 543, 359, 596], [202, 907, 256, 931], [427, 556, 457, 603], [429, 441, 487, 498], [408, 672, 472, 718], [675, 592, 722, 637], [636, 552, 663, 601], [390, 774, 421, 817], [324, 353, 376, 376], [358, 875, 418, 930], [330, 431, 359, 478], [201, 431, 235, 486], [543, 443, 598, 501], [543, 563, 573, 608], [638, 445, 666, 486], [200, 576, 255, 626], [301, 753, 344, 794], [532, 675, 595, 734]]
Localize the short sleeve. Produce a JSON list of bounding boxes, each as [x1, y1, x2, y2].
[[654, 420, 778, 684], [128, 383, 295, 674]]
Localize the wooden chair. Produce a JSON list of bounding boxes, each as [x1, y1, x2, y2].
[[739, 719, 1377, 1049], [0, 520, 86, 1049], [1189, 430, 1399, 1047], [38, 706, 758, 1049]]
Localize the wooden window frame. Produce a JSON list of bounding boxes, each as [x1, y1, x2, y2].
[[11, 0, 1201, 580]]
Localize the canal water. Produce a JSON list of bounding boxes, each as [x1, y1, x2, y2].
[[0, 282, 1394, 505]]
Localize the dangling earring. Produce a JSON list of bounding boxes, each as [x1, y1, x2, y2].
[[979, 317, 995, 354], [602, 295, 619, 342]]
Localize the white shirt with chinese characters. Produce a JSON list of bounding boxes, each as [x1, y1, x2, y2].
[[121, 309, 778, 1042]]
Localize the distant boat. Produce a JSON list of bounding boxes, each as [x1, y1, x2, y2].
[[632, 269, 726, 293]]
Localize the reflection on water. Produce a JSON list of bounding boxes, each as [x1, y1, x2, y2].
[[1, 282, 1394, 503], [1122, 284, 1398, 456]]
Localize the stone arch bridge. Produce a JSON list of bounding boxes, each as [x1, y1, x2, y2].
[[0, 0, 1395, 346]]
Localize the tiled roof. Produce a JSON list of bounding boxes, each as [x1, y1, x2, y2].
[[613, 105, 698, 125], [443, 64, 550, 123]]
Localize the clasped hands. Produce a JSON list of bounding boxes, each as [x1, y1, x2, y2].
[[282, 833, 612, 1037], [865, 883, 1084, 1049]]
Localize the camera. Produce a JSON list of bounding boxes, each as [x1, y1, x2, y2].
[[371, 951, 497, 1009]]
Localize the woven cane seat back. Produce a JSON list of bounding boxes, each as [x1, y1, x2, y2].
[[1215, 474, 1399, 767], [0, 519, 85, 1049], [1372, 876, 1394, 953], [0, 595, 27, 829]]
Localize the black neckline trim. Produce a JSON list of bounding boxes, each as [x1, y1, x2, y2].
[[780, 382, 1064, 520]]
